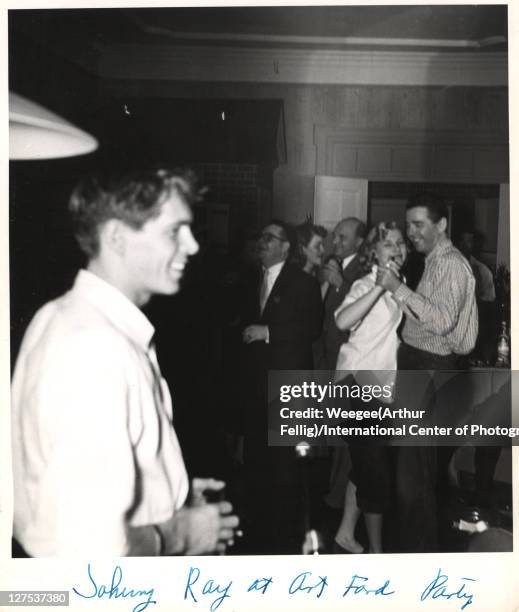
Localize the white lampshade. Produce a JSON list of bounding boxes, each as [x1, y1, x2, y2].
[[9, 92, 98, 160]]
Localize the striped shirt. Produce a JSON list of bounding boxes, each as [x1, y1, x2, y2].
[[393, 237, 478, 356]]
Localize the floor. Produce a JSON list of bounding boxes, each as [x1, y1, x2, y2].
[[230, 454, 513, 556], [11, 454, 512, 558]]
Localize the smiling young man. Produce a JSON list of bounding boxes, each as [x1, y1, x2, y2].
[[376, 193, 478, 553], [11, 168, 239, 557], [377, 193, 477, 369]]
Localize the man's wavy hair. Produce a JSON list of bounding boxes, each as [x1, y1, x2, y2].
[[69, 167, 204, 258], [406, 192, 448, 224], [358, 220, 403, 274]]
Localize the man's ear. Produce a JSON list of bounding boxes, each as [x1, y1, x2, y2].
[[438, 217, 448, 234], [282, 240, 290, 258], [99, 219, 126, 255]]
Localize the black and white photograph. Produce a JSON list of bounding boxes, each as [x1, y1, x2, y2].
[[6, 1, 515, 580]]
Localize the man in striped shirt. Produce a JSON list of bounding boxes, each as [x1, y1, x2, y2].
[[377, 193, 477, 552]]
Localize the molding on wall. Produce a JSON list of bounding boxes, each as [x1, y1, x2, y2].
[[315, 126, 509, 183], [97, 44, 507, 87], [144, 29, 506, 50]]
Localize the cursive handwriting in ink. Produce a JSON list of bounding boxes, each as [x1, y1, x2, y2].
[[289, 572, 328, 598], [72, 563, 156, 612], [184, 566, 233, 611], [247, 577, 274, 595], [420, 568, 476, 610], [343, 574, 395, 597]]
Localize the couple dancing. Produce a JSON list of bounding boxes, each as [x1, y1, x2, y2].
[[333, 219, 405, 554], [332, 195, 477, 554]]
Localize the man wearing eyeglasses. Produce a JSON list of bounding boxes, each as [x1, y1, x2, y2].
[[238, 220, 322, 553], [243, 220, 322, 371]]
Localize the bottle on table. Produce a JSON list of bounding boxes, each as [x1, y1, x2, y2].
[[496, 321, 510, 367]]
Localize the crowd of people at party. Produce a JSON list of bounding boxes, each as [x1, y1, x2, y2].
[[12, 167, 510, 558]]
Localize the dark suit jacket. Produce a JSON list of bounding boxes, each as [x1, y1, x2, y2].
[[316, 254, 364, 370], [243, 261, 323, 371], [238, 262, 323, 552], [239, 261, 323, 434]]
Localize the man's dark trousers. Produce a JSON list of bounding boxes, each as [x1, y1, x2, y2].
[[396, 343, 462, 552]]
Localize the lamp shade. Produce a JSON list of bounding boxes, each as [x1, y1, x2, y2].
[[9, 92, 98, 160]]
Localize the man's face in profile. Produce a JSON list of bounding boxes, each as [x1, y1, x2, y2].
[[406, 206, 445, 256], [121, 192, 199, 305], [257, 224, 289, 268], [332, 220, 361, 261]]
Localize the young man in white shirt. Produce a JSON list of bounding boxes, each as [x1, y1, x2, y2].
[[11, 168, 239, 557]]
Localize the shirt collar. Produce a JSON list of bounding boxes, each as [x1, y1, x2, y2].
[[425, 235, 451, 262], [73, 269, 155, 351], [264, 260, 285, 276], [342, 253, 357, 270]]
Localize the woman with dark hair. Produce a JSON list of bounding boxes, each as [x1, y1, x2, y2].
[[295, 221, 327, 276], [295, 221, 330, 302], [333, 221, 407, 554]]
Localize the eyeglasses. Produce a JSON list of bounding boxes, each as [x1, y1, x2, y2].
[[258, 232, 287, 244]]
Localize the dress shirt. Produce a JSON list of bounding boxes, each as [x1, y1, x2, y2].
[[335, 267, 402, 388], [342, 253, 356, 271], [11, 269, 189, 557], [261, 261, 285, 307], [393, 237, 478, 356], [261, 261, 285, 343], [326, 253, 357, 295]]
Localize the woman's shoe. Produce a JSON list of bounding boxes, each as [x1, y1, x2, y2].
[[333, 535, 364, 554]]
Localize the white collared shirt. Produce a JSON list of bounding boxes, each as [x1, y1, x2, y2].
[[11, 269, 189, 557], [262, 260, 285, 306], [341, 253, 356, 271], [335, 267, 402, 389]]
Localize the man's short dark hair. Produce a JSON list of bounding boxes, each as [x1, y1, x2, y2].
[[406, 193, 448, 224], [69, 167, 201, 258]]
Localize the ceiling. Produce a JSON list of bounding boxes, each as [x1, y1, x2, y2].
[[122, 6, 508, 44], [8, 4, 508, 132], [9, 5, 508, 76]]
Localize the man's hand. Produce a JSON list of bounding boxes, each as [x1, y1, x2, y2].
[[190, 477, 226, 506], [242, 324, 268, 343], [321, 259, 343, 289], [376, 264, 402, 293], [163, 501, 240, 555], [183, 503, 239, 555]]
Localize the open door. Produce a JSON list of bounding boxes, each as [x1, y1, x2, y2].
[[313, 176, 368, 231]]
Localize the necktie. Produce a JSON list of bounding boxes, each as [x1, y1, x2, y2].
[[259, 267, 270, 314]]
